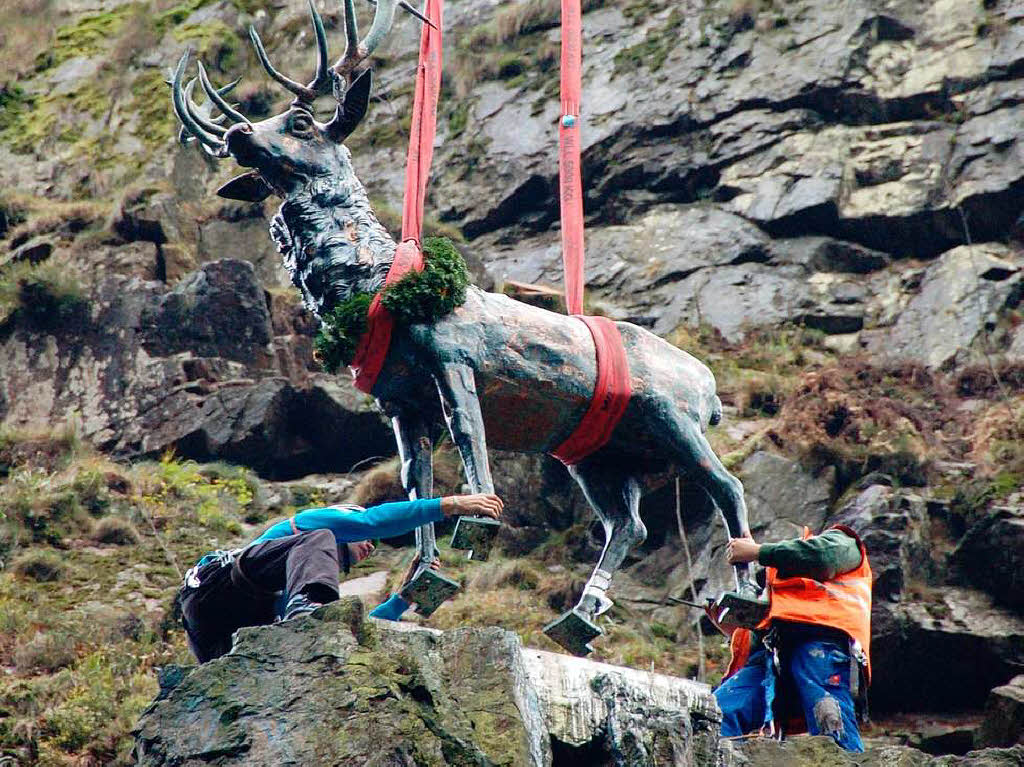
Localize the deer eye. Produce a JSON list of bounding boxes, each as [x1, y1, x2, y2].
[[290, 112, 314, 136]]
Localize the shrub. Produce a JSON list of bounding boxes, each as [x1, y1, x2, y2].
[[349, 458, 404, 507], [72, 467, 110, 514], [11, 549, 67, 582], [0, 468, 89, 546], [471, 561, 539, 591], [91, 517, 140, 546], [0, 260, 89, 330], [14, 630, 77, 673]]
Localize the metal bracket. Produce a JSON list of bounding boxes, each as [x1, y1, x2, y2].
[[715, 590, 769, 629], [450, 516, 501, 561], [400, 568, 461, 617], [543, 609, 603, 656]]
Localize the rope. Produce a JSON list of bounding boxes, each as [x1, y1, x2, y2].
[[675, 477, 705, 682]]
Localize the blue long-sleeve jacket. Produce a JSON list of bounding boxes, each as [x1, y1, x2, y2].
[[251, 498, 444, 545], [195, 498, 444, 621]]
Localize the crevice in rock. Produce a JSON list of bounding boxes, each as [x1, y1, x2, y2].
[[550, 734, 614, 767]]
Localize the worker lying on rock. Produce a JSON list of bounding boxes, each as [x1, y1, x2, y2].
[[179, 493, 503, 662], [707, 525, 872, 752]]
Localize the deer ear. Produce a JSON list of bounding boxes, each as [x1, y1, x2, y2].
[[216, 172, 274, 202], [327, 69, 372, 144]]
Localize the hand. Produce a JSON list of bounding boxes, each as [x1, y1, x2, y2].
[[441, 493, 503, 519], [400, 553, 440, 588], [726, 536, 760, 565], [347, 540, 375, 564], [703, 602, 741, 637]]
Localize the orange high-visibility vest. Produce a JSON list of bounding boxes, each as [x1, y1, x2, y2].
[[724, 525, 873, 683], [758, 524, 873, 681]]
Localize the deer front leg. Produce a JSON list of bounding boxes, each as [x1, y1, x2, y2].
[[392, 413, 459, 616], [435, 363, 501, 560]]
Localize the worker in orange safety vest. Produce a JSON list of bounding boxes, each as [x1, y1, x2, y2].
[[707, 526, 872, 751]]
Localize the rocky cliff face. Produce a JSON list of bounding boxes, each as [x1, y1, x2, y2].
[[1, 0, 1023, 762]]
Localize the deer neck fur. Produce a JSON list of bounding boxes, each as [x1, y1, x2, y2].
[[270, 173, 395, 317]]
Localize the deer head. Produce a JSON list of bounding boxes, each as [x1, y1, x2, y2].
[[171, 0, 427, 201]]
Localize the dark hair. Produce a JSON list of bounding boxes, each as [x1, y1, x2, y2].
[[340, 543, 352, 575]]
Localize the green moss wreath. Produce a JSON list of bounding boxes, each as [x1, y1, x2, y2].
[[314, 237, 469, 374]]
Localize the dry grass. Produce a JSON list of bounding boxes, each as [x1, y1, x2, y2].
[[10, 201, 109, 244], [92, 517, 141, 546], [348, 445, 465, 507], [767, 361, 943, 486], [0, 0, 54, 77], [11, 549, 67, 582]]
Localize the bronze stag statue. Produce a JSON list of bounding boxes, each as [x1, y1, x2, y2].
[[170, 0, 757, 655]]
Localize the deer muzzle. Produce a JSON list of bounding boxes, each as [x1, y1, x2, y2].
[[225, 122, 259, 166]]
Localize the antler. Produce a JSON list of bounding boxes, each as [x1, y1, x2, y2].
[[172, 50, 232, 157], [249, 0, 425, 106]]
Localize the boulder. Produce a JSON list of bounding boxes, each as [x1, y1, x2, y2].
[[724, 735, 1024, 767], [479, 205, 868, 341], [134, 598, 723, 767], [141, 259, 275, 366], [975, 675, 1024, 749], [0, 262, 393, 478], [828, 484, 943, 602], [870, 587, 1024, 713], [950, 508, 1024, 613], [826, 485, 1024, 713]]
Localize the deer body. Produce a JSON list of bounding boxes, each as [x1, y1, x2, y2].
[[170, 0, 754, 653]]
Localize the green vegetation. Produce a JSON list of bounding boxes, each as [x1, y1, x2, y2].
[[36, 6, 137, 71], [614, 7, 684, 74], [380, 238, 470, 324], [130, 70, 178, 151], [155, 0, 215, 30], [172, 20, 240, 72], [10, 549, 67, 583], [92, 517, 142, 546], [0, 428, 269, 764], [314, 238, 470, 373], [0, 261, 90, 330]]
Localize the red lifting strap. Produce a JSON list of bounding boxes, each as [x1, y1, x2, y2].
[[552, 0, 631, 465], [559, 0, 585, 318], [551, 315, 632, 465], [351, 0, 443, 394]]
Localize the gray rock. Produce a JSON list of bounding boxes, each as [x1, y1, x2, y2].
[[824, 485, 1024, 713], [871, 245, 1023, 370], [725, 736, 1024, 766], [0, 263, 392, 478], [976, 675, 1024, 749], [141, 259, 274, 366], [9, 235, 56, 266], [197, 205, 291, 289], [951, 507, 1024, 613], [739, 451, 835, 541], [871, 587, 1024, 713], [828, 485, 942, 602], [134, 598, 722, 766]]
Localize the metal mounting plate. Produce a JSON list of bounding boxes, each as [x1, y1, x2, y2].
[[450, 516, 501, 561], [715, 590, 769, 629], [400, 568, 461, 617], [543, 609, 602, 656]]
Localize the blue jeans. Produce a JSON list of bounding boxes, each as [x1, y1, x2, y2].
[[714, 637, 863, 752]]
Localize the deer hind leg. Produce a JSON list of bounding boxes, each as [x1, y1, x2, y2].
[[567, 461, 646, 620], [543, 461, 645, 656], [666, 414, 754, 592]]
